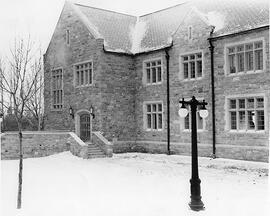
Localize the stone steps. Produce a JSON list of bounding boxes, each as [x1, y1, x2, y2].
[[85, 142, 106, 158]]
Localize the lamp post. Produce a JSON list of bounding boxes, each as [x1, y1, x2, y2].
[[0, 112, 3, 134], [178, 96, 208, 211]]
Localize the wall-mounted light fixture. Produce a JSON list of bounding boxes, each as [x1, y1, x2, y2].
[[89, 105, 95, 119], [69, 106, 74, 119]]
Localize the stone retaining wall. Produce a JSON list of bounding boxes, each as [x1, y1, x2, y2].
[[113, 140, 269, 162], [1, 131, 87, 160]]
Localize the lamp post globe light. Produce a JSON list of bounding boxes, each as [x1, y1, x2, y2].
[[179, 96, 208, 211]]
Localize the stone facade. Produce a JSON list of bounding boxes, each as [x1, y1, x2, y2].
[[44, 3, 269, 161]]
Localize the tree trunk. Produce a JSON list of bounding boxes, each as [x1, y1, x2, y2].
[[17, 129, 23, 209]]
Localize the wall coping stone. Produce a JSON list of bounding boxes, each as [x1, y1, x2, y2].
[[93, 131, 113, 146], [69, 132, 87, 146]]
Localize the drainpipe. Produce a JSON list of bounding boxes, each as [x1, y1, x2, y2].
[[208, 26, 216, 159], [165, 49, 170, 155]]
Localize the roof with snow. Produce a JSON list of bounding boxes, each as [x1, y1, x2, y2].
[[69, 0, 269, 54]]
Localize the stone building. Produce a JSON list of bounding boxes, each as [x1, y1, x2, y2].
[[44, 0, 269, 161]]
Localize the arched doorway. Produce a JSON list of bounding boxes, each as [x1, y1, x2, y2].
[[75, 110, 91, 142], [80, 114, 91, 141]]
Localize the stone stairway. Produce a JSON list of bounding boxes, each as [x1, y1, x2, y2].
[[86, 142, 107, 158]]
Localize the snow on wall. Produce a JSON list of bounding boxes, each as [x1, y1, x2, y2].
[[192, 7, 225, 31], [130, 18, 147, 53]]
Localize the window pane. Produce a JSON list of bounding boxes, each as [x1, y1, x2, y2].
[[158, 114, 162, 129], [190, 62, 195, 78], [157, 67, 162, 82], [197, 53, 202, 59], [76, 71, 80, 86], [239, 111, 246, 130], [245, 51, 253, 71], [255, 50, 263, 70], [152, 104, 156, 112], [183, 56, 188, 61], [228, 47, 235, 53], [197, 113, 203, 130], [256, 98, 264, 108], [239, 99, 245, 109], [247, 111, 255, 130], [229, 54, 236, 73], [245, 44, 253, 50], [152, 114, 157, 129], [257, 110, 264, 130], [89, 69, 92, 84], [230, 112, 237, 129], [158, 104, 162, 111], [247, 98, 254, 108], [184, 114, 189, 129], [85, 70, 89, 84], [183, 63, 188, 79], [230, 99, 236, 109], [151, 62, 156, 66], [81, 71, 84, 85], [157, 60, 161, 65], [146, 69, 151, 83], [147, 104, 151, 112], [237, 45, 244, 52], [146, 62, 150, 67], [147, 114, 151, 129], [152, 68, 156, 83], [190, 55, 195, 60], [197, 60, 202, 77], [254, 42, 262, 49], [237, 53, 244, 72]]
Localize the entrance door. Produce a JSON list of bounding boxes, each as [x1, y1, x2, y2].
[[80, 114, 91, 141]]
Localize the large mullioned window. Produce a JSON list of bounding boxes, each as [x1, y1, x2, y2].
[[145, 102, 163, 130], [144, 59, 162, 84], [181, 52, 202, 80], [228, 97, 265, 131], [227, 40, 263, 74], [52, 68, 63, 109], [75, 62, 93, 87]]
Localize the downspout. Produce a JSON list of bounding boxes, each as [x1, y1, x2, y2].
[[208, 26, 216, 159], [165, 48, 170, 155]]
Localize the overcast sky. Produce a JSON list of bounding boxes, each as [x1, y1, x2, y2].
[[0, 0, 184, 56]]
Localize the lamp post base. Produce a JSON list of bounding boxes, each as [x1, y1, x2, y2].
[[189, 196, 205, 211]]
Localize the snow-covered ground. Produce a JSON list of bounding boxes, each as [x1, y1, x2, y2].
[[1, 152, 269, 216]]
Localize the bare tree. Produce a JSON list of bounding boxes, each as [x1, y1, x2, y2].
[[25, 51, 44, 130], [0, 37, 43, 209]]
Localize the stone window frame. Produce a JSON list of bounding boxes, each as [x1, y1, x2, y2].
[[224, 37, 266, 76], [143, 100, 164, 131], [73, 60, 94, 88], [180, 97, 207, 132], [224, 93, 267, 133], [51, 67, 64, 110], [142, 57, 163, 86], [179, 50, 204, 81]]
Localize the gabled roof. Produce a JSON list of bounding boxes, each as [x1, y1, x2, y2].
[[68, 0, 269, 54]]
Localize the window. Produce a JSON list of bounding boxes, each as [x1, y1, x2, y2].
[[145, 102, 163, 130], [144, 59, 162, 84], [227, 40, 263, 74], [181, 52, 203, 80], [66, 29, 70, 45], [183, 107, 205, 131], [74, 62, 93, 86], [228, 96, 265, 131], [52, 68, 63, 109]]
